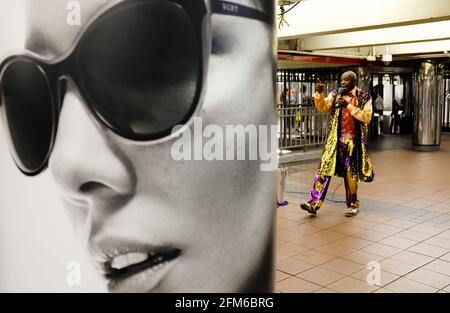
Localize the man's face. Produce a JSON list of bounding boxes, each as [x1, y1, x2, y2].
[[340, 72, 355, 91], [21, 0, 275, 292]]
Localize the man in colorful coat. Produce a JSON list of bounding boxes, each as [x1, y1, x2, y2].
[[300, 71, 374, 217]]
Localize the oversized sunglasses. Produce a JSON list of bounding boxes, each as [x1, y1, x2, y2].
[[0, 0, 271, 176]]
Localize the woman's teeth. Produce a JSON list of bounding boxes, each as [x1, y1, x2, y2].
[[111, 252, 149, 270]]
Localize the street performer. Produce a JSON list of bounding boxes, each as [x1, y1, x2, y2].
[[300, 71, 374, 217]]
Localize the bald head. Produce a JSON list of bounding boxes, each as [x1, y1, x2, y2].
[[342, 71, 357, 82], [340, 71, 357, 91]]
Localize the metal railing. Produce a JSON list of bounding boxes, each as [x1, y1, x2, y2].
[[276, 68, 341, 151], [278, 105, 330, 150]]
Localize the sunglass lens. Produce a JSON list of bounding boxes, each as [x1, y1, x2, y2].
[[1, 60, 55, 175], [77, 1, 201, 140]]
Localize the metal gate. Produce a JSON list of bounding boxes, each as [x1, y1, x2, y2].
[[277, 69, 340, 151]]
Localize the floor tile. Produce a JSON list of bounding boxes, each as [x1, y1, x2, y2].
[[351, 268, 399, 287], [342, 219, 379, 229], [424, 236, 450, 249], [341, 250, 384, 265], [297, 267, 345, 286], [408, 243, 449, 258], [405, 268, 450, 289], [293, 249, 336, 265], [290, 236, 328, 249], [423, 259, 450, 276], [438, 230, 450, 240], [288, 224, 323, 235], [277, 218, 299, 231], [439, 252, 450, 262], [314, 243, 357, 257], [362, 243, 402, 258], [328, 224, 365, 236], [379, 258, 417, 276], [277, 230, 304, 241], [321, 258, 365, 275], [276, 276, 322, 293], [352, 229, 389, 241], [396, 229, 434, 242], [306, 230, 347, 243], [383, 219, 418, 229], [390, 250, 435, 267], [277, 242, 309, 258], [327, 277, 379, 293], [370, 224, 404, 236], [384, 277, 438, 293], [373, 288, 395, 293], [410, 225, 444, 235], [277, 258, 315, 275], [378, 236, 416, 249], [333, 236, 374, 249], [313, 287, 338, 293], [275, 270, 291, 282]]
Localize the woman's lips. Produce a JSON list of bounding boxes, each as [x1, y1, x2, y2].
[[92, 241, 181, 292], [104, 248, 181, 279]]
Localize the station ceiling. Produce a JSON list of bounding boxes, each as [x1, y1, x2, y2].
[[277, 0, 450, 69]]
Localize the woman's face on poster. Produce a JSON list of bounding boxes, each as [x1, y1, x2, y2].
[[7, 0, 276, 292]]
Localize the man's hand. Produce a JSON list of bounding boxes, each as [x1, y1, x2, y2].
[[336, 97, 348, 108], [315, 83, 325, 94]]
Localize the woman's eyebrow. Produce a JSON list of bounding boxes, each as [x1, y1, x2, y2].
[[210, 0, 271, 24]]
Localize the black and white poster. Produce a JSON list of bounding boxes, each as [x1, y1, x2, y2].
[[0, 0, 277, 293]]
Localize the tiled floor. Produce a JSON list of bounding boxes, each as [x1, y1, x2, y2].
[[276, 133, 450, 293]]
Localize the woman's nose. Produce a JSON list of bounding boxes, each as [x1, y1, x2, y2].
[[49, 80, 136, 212]]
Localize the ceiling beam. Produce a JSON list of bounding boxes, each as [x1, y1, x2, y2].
[[278, 0, 450, 39], [373, 40, 450, 55], [278, 52, 366, 66], [297, 21, 450, 51]]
